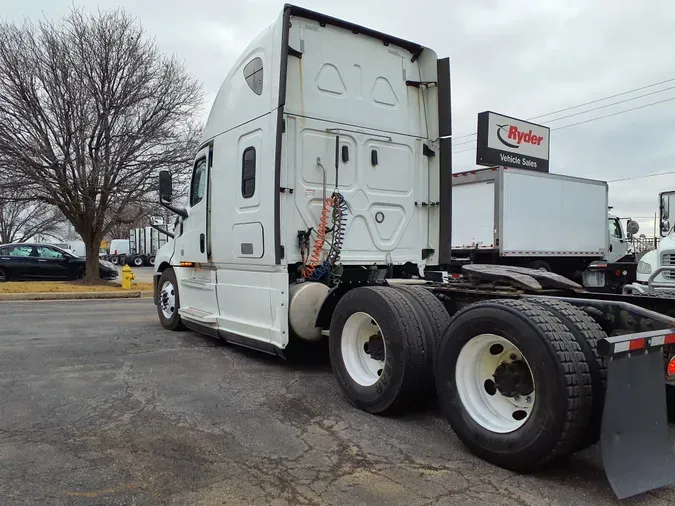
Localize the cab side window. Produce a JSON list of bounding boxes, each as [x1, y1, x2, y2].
[[241, 147, 256, 199], [190, 157, 207, 207], [609, 219, 622, 239]]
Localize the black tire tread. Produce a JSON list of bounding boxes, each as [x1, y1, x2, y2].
[[333, 286, 428, 413], [366, 286, 427, 412], [450, 298, 593, 464], [393, 285, 450, 354], [528, 297, 607, 449]]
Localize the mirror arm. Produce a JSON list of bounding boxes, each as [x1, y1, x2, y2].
[[160, 198, 188, 219], [150, 223, 175, 239]]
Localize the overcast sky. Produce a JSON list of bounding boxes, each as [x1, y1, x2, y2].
[[2, 0, 674, 236]]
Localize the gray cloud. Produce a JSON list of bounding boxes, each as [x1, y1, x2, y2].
[[2, 0, 674, 235]]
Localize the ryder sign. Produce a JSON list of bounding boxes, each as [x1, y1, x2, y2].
[[475, 111, 550, 172]]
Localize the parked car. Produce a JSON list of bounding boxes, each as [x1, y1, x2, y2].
[[0, 243, 118, 282]]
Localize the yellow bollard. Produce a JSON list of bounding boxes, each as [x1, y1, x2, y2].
[[121, 264, 135, 290]]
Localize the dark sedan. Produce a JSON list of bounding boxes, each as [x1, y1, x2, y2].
[[0, 243, 118, 282]]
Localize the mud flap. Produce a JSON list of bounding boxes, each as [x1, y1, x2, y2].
[[601, 349, 675, 499]]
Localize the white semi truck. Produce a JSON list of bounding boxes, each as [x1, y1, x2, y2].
[[150, 5, 675, 499], [624, 190, 675, 295], [451, 166, 638, 293]]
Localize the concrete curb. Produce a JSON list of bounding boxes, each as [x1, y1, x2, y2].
[[0, 290, 154, 302]]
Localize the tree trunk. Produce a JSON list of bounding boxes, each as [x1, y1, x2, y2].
[[84, 237, 101, 282]]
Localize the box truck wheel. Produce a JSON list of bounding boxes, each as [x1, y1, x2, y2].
[[529, 298, 607, 450], [393, 285, 451, 397], [329, 286, 428, 414], [529, 260, 551, 272], [157, 268, 185, 331], [435, 299, 592, 471]]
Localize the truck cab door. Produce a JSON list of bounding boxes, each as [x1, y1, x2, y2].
[[179, 148, 211, 264], [608, 217, 626, 263]]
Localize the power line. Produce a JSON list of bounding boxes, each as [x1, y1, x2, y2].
[[451, 75, 675, 141], [452, 95, 675, 155], [607, 169, 675, 183], [452, 84, 675, 149]]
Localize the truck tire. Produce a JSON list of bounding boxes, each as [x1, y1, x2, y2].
[[109, 255, 119, 265], [393, 284, 450, 379], [529, 259, 551, 272], [329, 286, 428, 414], [132, 256, 144, 267], [435, 299, 593, 471], [528, 297, 607, 450], [157, 268, 185, 331], [148, 256, 156, 266]]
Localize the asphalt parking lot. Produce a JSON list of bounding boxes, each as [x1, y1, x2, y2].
[[1, 299, 674, 505]]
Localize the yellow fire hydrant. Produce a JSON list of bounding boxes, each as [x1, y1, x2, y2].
[[121, 264, 135, 290]]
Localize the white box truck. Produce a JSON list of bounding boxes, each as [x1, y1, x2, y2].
[[451, 166, 637, 292], [148, 4, 675, 498]]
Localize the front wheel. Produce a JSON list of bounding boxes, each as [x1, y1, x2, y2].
[[435, 299, 592, 471], [156, 268, 185, 331]]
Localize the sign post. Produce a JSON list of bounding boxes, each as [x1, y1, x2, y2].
[[475, 111, 550, 172]]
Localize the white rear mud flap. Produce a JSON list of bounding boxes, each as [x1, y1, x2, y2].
[[599, 330, 675, 499]]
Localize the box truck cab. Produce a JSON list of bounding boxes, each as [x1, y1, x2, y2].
[[607, 213, 636, 264]]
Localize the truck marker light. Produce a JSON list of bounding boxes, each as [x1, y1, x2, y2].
[[668, 356, 675, 377], [180, 261, 194, 267]]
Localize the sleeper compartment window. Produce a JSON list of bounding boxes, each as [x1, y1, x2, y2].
[[243, 57, 263, 95], [241, 147, 256, 198]]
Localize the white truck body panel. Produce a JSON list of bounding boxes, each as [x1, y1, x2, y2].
[[452, 167, 607, 258], [283, 16, 439, 266], [451, 178, 495, 250], [109, 239, 130, 256]]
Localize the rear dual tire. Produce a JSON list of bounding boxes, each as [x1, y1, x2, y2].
[[435, 299, 595, 471], [329, 286, 447, 414]]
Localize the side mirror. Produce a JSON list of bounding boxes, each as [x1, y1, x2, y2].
[[159, 170, 173, 203], [627, 220, 640, 236], [659, 191, 675, 237], [158, 170, 188, 219]]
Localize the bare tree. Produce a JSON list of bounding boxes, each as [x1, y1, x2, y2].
[[0, 7, 202, 280], [0, 185, 63, 243]]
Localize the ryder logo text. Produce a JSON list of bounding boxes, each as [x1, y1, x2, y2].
[[496, 124, 545, 149]]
